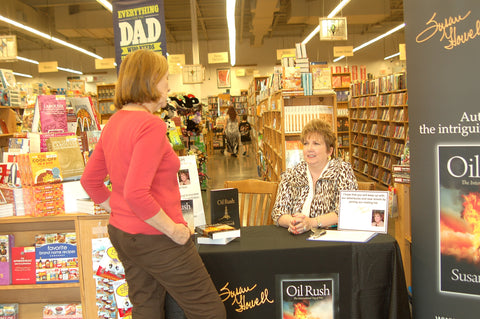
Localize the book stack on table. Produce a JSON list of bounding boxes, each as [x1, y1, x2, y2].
[[195, 224, 240, 245]]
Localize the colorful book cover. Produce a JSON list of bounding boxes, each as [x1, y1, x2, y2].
[[210, 188, 240, 228], [0, 235, 14, 285], [181, 199, 194, 233], [34, 95, 68, 133], [276, 273, 339, 319], [67, 96, 101, 132], [11, 246, 36, 285], [438, 145, 480, 296]]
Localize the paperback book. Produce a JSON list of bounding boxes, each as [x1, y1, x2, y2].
[[0, 234, 14, 285], [46, 135, 85, 181], [210, 188, 240, 228], [276, 273, 339, 318], [32, 95, 68, 133], [195, 223, 240, 240], [437, 145, 480, 296], [11, 246, 35, 285]]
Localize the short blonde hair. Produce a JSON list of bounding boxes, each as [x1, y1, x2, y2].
[[301, 119, 336, 152], [114, 50, 168, 109]]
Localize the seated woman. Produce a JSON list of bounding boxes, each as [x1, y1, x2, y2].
[[272, 119, 358, 234]]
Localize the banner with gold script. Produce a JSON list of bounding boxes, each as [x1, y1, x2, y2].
[[405, 1, 480, 317], [112, 0, 167, 69]]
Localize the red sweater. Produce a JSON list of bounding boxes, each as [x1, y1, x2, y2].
[[80, 110, 186, 235]]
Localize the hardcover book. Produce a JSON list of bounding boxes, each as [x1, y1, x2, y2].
[[11, 246, 35, 285], [0, 234, 14, 285], [195, 223, 240, 240], [210, 188, 240, 228], [46, 135, 85, 181], [33, 95, 68, 133], [67, 96, 101, 132], [196, 236, 237, 245], [437, 145, 480, 296], [276, 273, 339, 318]]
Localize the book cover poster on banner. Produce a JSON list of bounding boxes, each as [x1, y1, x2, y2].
[[112, 0, 167, 68], [438, 145, 480, 296], [276, 273, 339, 319], [178, 156, 206, 230]]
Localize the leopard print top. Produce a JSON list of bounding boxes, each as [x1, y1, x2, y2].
[[271, 159, 358, 223]]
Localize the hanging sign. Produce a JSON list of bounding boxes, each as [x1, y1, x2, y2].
[[276, 48, 296, 61], [0, 35, 17, 62], [319, 17, 348, 41], [208, 52, 229, 64], [333, 46, 353, 57], [168, 54, 185, 74], [95, 58, 116, 70], [38, 61, 58, 73], [399, 43, 406, 60], [113, 0, 167, 69]]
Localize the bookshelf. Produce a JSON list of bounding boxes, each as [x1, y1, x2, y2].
[[259, 91, 337, 181], [332, 72, 351, 162], [350, 72, 408, 186], [248, 76, 269, 171], [96, 84, 116, 124]]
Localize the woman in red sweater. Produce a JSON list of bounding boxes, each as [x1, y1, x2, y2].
[[80, 50, 225, 319]]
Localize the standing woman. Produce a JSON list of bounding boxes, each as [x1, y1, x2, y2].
[[224, 106, 240, 157], [80, 50, 226, 319]]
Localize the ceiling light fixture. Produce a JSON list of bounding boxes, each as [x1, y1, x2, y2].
[[384, 52, 400, 60], [13, 72, 32, 78], [96, 0, 113, 12], [226, 0, 236, 66], [333, 23, 405, 62], [0, 14, 103, 60], [17, 56, 83, 75], [302, 0, 351, 44]]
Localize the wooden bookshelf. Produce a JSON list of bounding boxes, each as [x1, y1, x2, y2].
[[96, 84, 116, 124], [259, 91, 337, 181], [350, 72, 408, 186], [332, 72, 351, 162], [248, 76, 269, 172]]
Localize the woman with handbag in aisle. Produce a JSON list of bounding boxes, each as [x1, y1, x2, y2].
[[81, 49, 225, 319]]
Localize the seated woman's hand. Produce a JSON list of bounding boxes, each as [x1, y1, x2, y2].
[[288, 213, 313, 235]]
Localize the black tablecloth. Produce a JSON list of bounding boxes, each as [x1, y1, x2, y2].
[[197, 225, 411, 319]]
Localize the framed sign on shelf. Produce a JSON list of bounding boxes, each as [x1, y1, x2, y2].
[[216, 68, 231, 88]]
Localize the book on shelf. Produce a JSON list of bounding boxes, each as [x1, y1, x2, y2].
[[12, 246, 36, 285], [210, 188, 240, 228], [46, 135, 85, 181], [0, 234, 14, 285], [67, 96, 101, 132], [310, 63, 332, 92], [331, 75, 342, 88], [195, 223, 241, 240], [285, 140, 304, 169], [43, 303, 82, 319], [32, 95, 68, 133]]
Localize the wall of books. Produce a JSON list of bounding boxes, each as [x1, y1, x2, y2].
[[349, 72, 408, 186]]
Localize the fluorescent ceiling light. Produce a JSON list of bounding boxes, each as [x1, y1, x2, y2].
[[17, 56, 83, 75], [334, 23, 405, 62], [13, 72, 32, 78], [226, 0, 236, 66], [0, 14, 103, 60], [96, 0, 113, 12], [302, 0, 351, 44], [384, 52, 400, 60], [57, 67, 83, 75]]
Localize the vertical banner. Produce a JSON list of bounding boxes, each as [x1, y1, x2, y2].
[[405, 1, 480, 318], [112, 0, 167, 69]]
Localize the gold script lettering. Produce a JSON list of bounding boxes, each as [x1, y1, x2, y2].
[[416, 11, 480, 50], [219, 282, 274, 313]]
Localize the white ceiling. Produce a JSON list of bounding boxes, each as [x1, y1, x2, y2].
[[0, 0, 404, 73]]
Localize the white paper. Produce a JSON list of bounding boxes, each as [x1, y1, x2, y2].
[[307, 230, 377, 242]]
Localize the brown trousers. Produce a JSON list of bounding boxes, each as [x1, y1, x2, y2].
[[108, 225, 226, 319]]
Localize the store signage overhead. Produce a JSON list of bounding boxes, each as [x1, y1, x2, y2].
[[0, 35, 17, 62], [95, 58, 116, 70], [319, 17, 348, 41], [333, 46, 353, 57], [168, 54, 185, 74], [208, 52, 229, 64], [112, 0, 167, 69], [399, 43, 406, 60], [38, 61, 58, 73], [276, 48, 296, 61]]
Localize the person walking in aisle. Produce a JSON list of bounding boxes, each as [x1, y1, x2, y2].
[[224, 106, 240, 157], [239, 115, 252, 156], [272, 119, 358, 234], [80, 49, 226, 319]]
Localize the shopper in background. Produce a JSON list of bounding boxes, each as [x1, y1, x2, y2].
[[272, 119, 358, 234], [224, 106, 240, 157], [80, 49, 226, 319], [239, 114, 252, 156]]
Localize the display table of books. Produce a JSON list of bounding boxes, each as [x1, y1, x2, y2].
[[197, 225, 411, 319]]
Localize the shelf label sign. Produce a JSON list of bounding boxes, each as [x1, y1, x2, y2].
[[38, 61, 58, 73], [168, 54, 185, 74], [95, 58, 116, 70], [276, 48, 295, 60], [113, 0, 167, 69], [333, 46, 353, 57]]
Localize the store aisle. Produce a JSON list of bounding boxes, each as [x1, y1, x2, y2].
[[202, 149, 260, 222]]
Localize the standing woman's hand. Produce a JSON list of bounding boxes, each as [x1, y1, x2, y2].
[[170, 224, 192, 245]]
